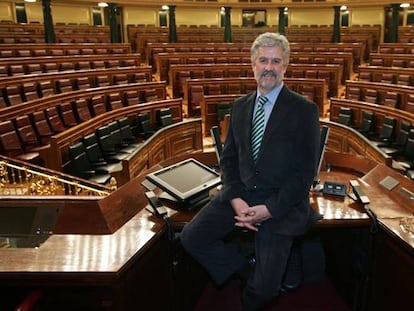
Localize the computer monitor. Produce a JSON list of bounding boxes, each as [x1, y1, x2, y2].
[[145, 158, 222, 208]]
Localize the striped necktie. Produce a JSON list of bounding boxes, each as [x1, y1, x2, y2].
[[251, 95, 267, 162]]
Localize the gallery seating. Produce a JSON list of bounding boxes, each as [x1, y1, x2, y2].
[[0, 120, 41, 164], [370, 116, 397, 147], [136, 112, 155, 140], [66, 141, 114, 184], [156, 108, 173, 128], [379, 121, 412, 156], [337, 107, 354, 127]]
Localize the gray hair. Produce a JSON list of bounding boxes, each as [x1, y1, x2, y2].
[[250, 32, 290, 65]]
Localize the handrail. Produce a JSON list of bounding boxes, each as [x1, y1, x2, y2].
[[0, 155, 114, 197]]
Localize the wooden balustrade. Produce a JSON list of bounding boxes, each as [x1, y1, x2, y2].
[[0, 42, 131, 57], [345, 80, 414, 112]]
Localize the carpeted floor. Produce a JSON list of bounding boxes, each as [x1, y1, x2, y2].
[[193, 277, 351, 311]]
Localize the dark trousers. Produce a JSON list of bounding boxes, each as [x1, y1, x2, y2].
[[180, 199, 293, 310]]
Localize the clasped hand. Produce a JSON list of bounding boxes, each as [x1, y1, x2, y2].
[[231, 198, 272, 232]]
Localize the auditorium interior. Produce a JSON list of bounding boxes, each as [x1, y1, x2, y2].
[[0, 0, 414, 310]]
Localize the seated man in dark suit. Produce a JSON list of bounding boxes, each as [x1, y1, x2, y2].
[[181, 32, 321, 310]]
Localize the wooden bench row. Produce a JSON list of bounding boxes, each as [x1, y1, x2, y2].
[[146, 41, 364, 70], [0, 66, 154, 108], [0, 22, 109, 34], [0, 53, 141, 77], [397, 25, 414, 43], [133, 26, 270, 55], [0, 32, 110, 44], [377, 43, 414, 54], [330, 97, 413, 134], [168, 63, 342, 99], [357, 65, 414, 87], [155, 51, 353, 84], [155, 51, 251, 81], [0, 43, 131, 58], [287, 25, 380, 54], [169, 63, 252, 97], [290, 42, 366, 65], [0, 81, 167, 123], [329, 97, 413, 168], [145, 42, 250, 65], [345, 80, 414, 113], [369, 53, 414, 68], [191, 77, 327, 127]]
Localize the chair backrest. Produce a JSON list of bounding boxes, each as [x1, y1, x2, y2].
[[90, 95, 107, 117], [379, 116, 396, 140], [124, 90, 142, 106], [15, 115, 40, 150], [45, 107, 66, 133], [83, 134, 106, 164], [156, 108, 173, 128], [403, 133, 414, 160], [31, 111, 54, 144], [58, 102, 78, 127], [359, 110, 375, 135], [0, 121, 23, 157], [136, 112, 154, 139], [107, 93, 124, 110], [68, 141, 86, 160], [118, 118, 136, 142], [73, 98, 92, 123], [210, 125, 223, 165], [338, 107, 353, 126]]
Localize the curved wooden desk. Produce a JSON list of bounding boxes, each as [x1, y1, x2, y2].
[[0, 151, 413, 310]]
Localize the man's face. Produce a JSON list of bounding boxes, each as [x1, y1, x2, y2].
[[252, 45, 287, 95]]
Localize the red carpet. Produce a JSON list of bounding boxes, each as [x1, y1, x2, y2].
[[193, 277, 351, 311]]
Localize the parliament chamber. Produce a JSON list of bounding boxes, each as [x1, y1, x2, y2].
[[1, 0, 414, 310]]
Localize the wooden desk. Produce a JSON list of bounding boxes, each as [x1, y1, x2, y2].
[[1, 151, 413, 310]]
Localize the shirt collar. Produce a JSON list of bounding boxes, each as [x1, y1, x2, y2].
[[256, 82, 283, 106]]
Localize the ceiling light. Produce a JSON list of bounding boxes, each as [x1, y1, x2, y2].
[[400, 3, 410, 8], [98, 2, 108, 7]]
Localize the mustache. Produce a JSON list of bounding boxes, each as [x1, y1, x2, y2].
[[260, 70, 277, 78]]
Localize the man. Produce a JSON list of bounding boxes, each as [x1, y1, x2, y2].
[[181, 32, 321, 310]]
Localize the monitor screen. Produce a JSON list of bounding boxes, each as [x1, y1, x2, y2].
[[145, 158, 221, 203]]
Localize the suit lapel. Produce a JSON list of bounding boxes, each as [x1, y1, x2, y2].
[[259, 86, 291, 156]]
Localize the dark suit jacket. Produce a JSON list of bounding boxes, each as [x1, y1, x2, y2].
[[216, 85, 321, 236]]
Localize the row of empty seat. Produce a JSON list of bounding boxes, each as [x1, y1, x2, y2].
[[0, 71, 150, 108], [0, 57, 140, 77], [346, 84, 414, 113], [370, 54, 414, 68], [358, 68, 413, 87], [0, 89, 163, 160], [65, 109, 173, 184], [337, 107, 414, 179]]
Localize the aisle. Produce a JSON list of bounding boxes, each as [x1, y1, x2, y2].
[[193, 277, 351, 311]]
